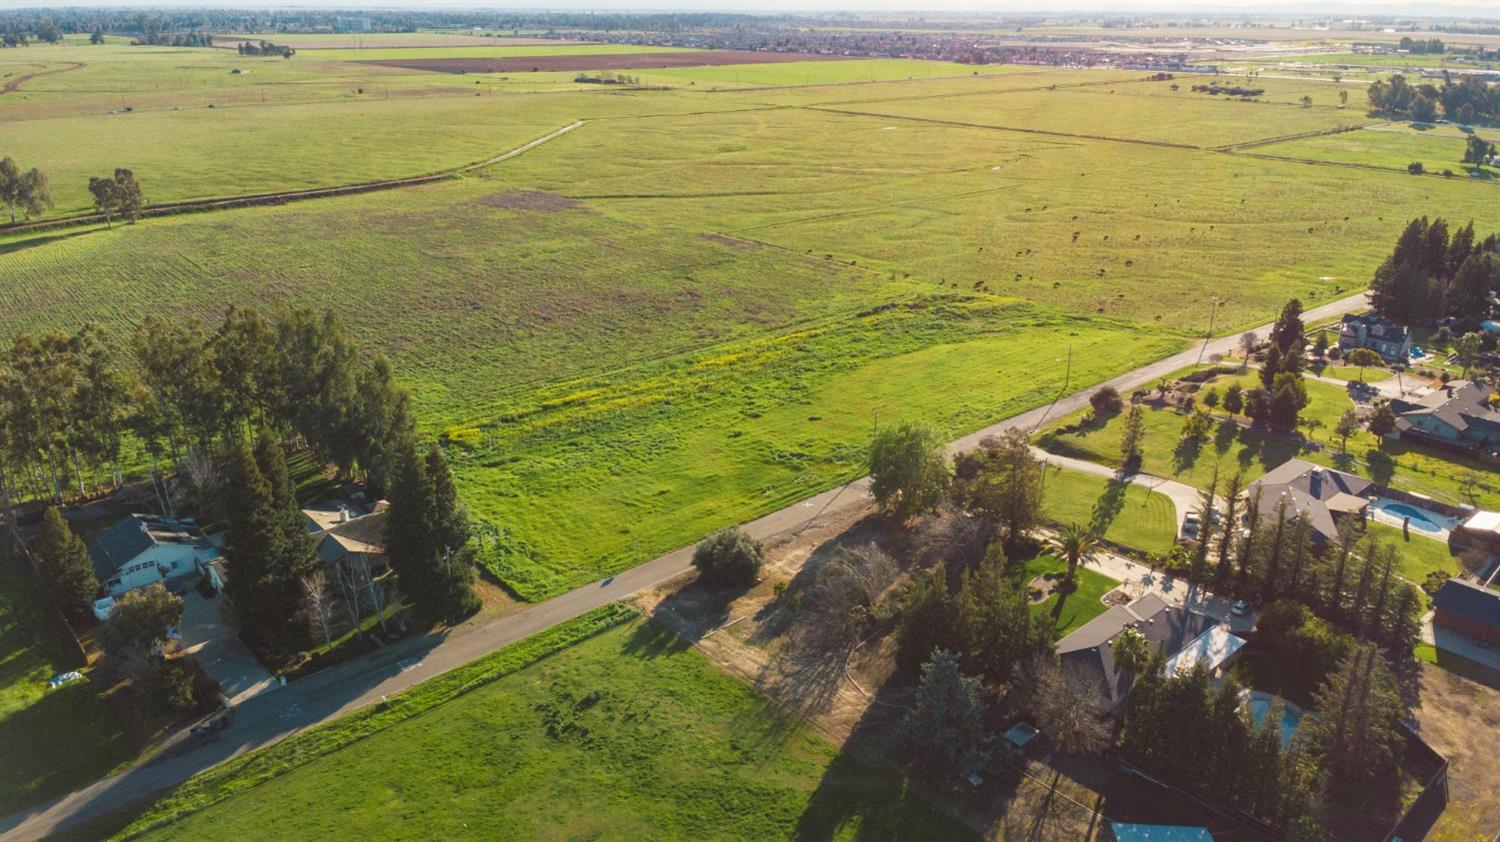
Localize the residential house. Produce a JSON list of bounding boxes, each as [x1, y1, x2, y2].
[[1056, 593, 1230, 711], [1337, 312, 1412, 362], [89, 514, 219, 618], [1388, 380, 1500, 451], [303, 499, 389, 571], [1242, 459, 1372, 549], [1456, 510, 1500, 555], [1430, 578, 1500, 648]]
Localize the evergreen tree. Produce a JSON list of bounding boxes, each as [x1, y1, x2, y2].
[[1300, 644, 1405, 804], [222, 438, 311, 656], [384, 440, 480, 624], [1266, 298, 1305, 375], [33, 507, 98, 617], [955, 550, 1047, 684], [897, 648, 990, 781], [1213, 472, 1243, 591], [895, 564, 959, 674]]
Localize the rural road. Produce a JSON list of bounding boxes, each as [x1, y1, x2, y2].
[[0, 290, 1369, 841]]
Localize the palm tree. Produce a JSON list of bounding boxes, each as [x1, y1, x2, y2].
[[1054, 522, 1099, 588]]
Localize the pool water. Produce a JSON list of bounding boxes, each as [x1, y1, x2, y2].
[[1249, 697, 1302, 748], [1378, 502, 1442, 533]]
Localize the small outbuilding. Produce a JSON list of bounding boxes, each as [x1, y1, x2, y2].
[[1106, 822, 1214, 842], [1431, 578, 1500, 647], [1456, 510, 1500, 555]]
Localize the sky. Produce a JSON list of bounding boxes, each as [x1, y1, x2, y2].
[[1, 0, 1497, 14]]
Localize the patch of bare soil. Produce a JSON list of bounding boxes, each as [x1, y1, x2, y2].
[[630, 502, 1102, 841], [476, 190, 585, 212], [1412, 664, 1500, 841]]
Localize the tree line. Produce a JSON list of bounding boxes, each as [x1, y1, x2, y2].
[[1366, 73, 1499, 124], [1396, 36, 1445, 54], [236, 40, 294, 58], [1369, 216, 1500, 327], [4, 306, 481, 661]]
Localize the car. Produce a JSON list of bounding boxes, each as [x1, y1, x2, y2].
[[1181, 514, 1200, 538], [1231, 600, 1251, 617]]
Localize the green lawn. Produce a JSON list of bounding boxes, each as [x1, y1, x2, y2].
[[1022, 554, 1120, 638], [0, 571, 131, 816], [1040, 465, 1178, 555], [128, 612, 970, 841], [1256, 124, 1500, 177], [1039, 371, 1500, 511], [1366, 522, 1464, 584]]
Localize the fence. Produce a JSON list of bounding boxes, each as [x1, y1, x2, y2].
[[1382, 726, 1449, 842]]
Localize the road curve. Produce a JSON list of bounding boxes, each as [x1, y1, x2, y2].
[[0, 290, 1369, 841]]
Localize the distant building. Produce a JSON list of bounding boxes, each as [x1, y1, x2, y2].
[[1056, 593, 1233, 711], [1388, 380, 1500, 451], [1430, 578, 1500, 648], [334, 17, 372, 33], [1243, 459, 1372, 548], [1337, 312, 1412, 361]]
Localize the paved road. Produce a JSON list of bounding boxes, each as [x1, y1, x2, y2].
[[0, 290, 1369, 841]]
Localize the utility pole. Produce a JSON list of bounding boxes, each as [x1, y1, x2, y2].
[[872, 407, 879, 435], [1195, 296, 1220, 365]]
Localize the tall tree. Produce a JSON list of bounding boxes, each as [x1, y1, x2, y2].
[[1300, 644, 1405, 804], [897, 648, 990, 782], [868, 422, 951, 521], [956, 550, 1047, 683], [33, 507, 99, 617], [383, 439, 480, 623], [962, 429, 1044, 553]]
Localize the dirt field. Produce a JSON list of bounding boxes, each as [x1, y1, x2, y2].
[[1412, 665, 1500, 842], [358, 50, 856, 74]]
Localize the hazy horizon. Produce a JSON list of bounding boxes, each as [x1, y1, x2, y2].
[[2, 1, 1498, 18]]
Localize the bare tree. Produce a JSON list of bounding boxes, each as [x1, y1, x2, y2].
[[793, 543, 898, 657], [1027, 659, 1109, 794], [333, 557, 364, 632], [302, 571, 333, 650], [1239, 331, 1259, 368]]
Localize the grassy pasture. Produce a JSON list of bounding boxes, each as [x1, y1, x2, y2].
[[1255, 123, 1500, 176], [1273, 52, 1500, 70], [130, 616, 969, 841], [215, 33, 604, 49], [635, 58, 1022, 89], [313, 43, 700, 61], [0, 572, 132, 816], [1039, 465, 1179, 555]]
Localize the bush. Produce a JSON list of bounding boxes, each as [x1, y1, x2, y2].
[[1407, 161, 1424, 174], [1089, 386, 1123, 417], [691, 526, 764, 587]]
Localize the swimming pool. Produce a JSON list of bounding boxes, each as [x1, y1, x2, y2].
[[1247, 694, 1303, 748], [1376, 501, 1444, 533]]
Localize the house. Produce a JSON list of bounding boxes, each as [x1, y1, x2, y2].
[[89, 514, 218, 618], [1337, 312, 1412, 362], [302, 499, 388, 570], [1056, 593, 1220, 710], [1388, 380, 1500, 451], [1456, 510, 1500, 555], [1431, 578, 1500, 647], [1243, 459, 1372, 548]]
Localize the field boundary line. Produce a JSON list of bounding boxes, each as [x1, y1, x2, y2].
[[0, 120, 585, 236], [800, 104, 1208, 151], [1216, 121, 1379, 152]]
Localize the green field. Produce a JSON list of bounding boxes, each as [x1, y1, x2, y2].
[[0, 572, 131, 816], [4, 49, 1500, 603], [638, 58, 1025, 88], [312, 43, 699, 60], [1256, 124, 1500, 176], [1366, 523, 1464, 585], [1270, 52, 1500, 70], [128, 613, 970, 841], [1040, 465, 1179, 555]]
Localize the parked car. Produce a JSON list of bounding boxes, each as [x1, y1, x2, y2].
[[1181, 513, 1200, 538]]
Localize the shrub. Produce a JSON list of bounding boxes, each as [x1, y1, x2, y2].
[[691, 526, 764, 587], [1407, 161, 1424, 174], [1089, 385, 1123, 417]]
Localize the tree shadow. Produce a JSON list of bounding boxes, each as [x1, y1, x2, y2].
[[1213, 419, 1238, 455], [1364, 448, 1396, 488], [1089, 479, 1130, 539], [0, 227, 97, 257], [1171, 436, 1202, 476]]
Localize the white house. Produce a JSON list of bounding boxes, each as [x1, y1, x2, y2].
[[89, 514, 217, 619]]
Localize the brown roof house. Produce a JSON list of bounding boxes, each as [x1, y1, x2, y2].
[[1430, 578, 1500, 649], [302, 500, 389, 570], [1243, 459, 1372, 549], [1056, 594, 1239, 711]]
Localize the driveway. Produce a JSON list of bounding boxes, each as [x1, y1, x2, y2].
[[1085, 550, 1257, 635], [178, 590, 277, 706]]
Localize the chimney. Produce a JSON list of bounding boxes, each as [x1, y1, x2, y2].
[[338, 508, 349, 523]]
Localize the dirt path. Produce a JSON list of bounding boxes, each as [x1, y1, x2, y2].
[[0, 62, 85, 96], [0, 120, 584, 236]]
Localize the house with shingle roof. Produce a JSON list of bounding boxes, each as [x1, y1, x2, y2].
[[1242, 459, 1372, 549], [1337, 312, 1411, 362], [1431, 578, 1500, 648], [1056, 593, 1228, 711], [302, 499, 389, 571], [1388, 380, 1500, 451], [89, 514, 220, 618]]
